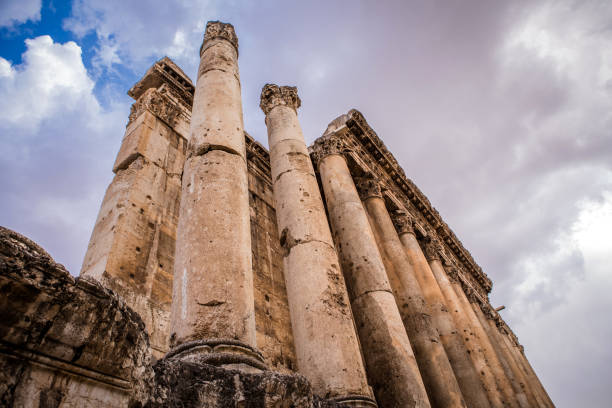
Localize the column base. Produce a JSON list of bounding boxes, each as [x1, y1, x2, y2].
[[165, 339, 267, 373], [332, 395, 378, 407]]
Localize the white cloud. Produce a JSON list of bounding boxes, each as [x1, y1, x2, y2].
[[0, 35, 129, 274], [63, 0, 217, 74], [0, 0, 42, 27], [0, 35, 99, 130]]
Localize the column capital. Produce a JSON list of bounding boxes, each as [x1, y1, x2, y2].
[[355, 175, 383, 201], [311, 134, 349, 167], [423, 236, 445, 262], [259, 84, 301, 115], [446, 266, 460, 283], [390, 210, 415, 235], [202, 21, 238, 55]]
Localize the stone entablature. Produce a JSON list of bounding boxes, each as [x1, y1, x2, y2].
[[129, 56, 194, 109]]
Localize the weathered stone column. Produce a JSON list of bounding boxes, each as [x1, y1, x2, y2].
[[169, 21, 264, 370], [357, 176, 467, 408], [496, 318, 555, 408], [459, 292, 521, 408], [311, 133, 430, 408], [392, 213, 491, 408], [260, 86, 374, 406], [480, 308, 542, 407], [444, 272, 519, 408], [430, 265, 507, 408]]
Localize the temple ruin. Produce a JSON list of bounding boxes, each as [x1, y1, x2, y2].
[[0, 21, 554, 407]]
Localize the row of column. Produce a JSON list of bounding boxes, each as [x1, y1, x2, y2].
[[168, 20, 552, 407]]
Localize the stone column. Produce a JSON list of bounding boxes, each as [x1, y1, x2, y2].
[[392, 214, 491, 408], [470, 302, 530, 408], [430, 266, 507, 408], [445, 272, 519, 408], [480, 308, 541, 407], [497, 321, 555, 408], [311, 134, 430, 408], [357, 176, 467, 408], [260, 86, 374, 406], [168, 21, 264, 370]]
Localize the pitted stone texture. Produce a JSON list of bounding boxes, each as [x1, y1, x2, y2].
[[0, 226, 153, 408], [146, 358, 341, 408], [171, 151, 255, 346]]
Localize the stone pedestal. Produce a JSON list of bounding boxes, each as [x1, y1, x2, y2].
[[312, 134, 430, 408], [392, 216, 490, 408], [169, 21, 262, 369], [357, 176, 466, 408], [260, 86, 374, 405]]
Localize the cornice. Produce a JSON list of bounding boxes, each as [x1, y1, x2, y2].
[[340, 109, 493, 293], [128, 57, 194, 108]]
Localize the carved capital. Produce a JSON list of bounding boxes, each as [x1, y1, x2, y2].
[[128, 88, 181, 128], [423, 236, 445, 262], [310, 134, 348, 167], [259, 84, 301, 115], [391, 211, 415, 235], [355, 175, 382, 201], [464, 286, 480, 304], [446, 267, 459, 283], [202, 21, 238, 55]]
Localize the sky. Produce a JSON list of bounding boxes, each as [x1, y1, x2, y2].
[[1, 1, 611, 406]]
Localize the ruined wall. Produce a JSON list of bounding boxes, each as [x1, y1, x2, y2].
[[0, 227, 152, 408]]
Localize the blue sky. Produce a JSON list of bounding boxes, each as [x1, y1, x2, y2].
[[1, 1, 612, 406]]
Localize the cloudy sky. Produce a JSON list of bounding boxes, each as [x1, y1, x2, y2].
[[1, 1, 610, 405]]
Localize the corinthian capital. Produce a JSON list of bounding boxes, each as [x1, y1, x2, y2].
[[391, 211, 415, 235], [259, 84, 301, 115], [423, 236, 445, 262], [446, 267, 459, 283], [355, 175, 383, 201], [310, 134, 348, 167], [202, 21, 238, 54]]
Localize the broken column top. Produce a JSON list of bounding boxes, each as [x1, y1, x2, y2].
[[259, 84, 301, 115], [128, 56, 194, 107], [201, 21, 238, 55]]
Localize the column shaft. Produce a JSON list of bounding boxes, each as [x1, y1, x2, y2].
[[314, 142, 430, 408], [501, 331, 554, 407], [260, 87, 374, 405], [447, 276, 517, 407], [169, 21, 263, 369], [359, 178, 467, 408], [471, 303, 530, 407], [431, 264, 506, 408], [394, 224, 491, 408], [483, 316, 541, 407]]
